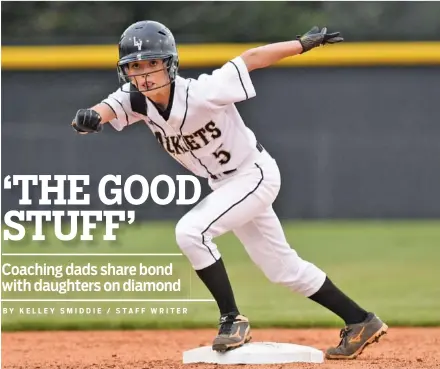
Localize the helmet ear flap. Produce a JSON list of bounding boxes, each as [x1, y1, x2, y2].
[[117, 63, 131, 86], [167, 55, 179, 81]]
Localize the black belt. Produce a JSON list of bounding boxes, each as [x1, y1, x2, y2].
[[210, 142, 264, 179]]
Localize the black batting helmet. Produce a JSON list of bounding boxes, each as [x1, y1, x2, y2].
[[117, 20, 179, 92]]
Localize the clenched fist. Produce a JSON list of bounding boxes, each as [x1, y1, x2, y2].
[[71, 109, 103, 134]]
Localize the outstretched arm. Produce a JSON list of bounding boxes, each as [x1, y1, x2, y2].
[[71, 84, 142, 134], [241, 26, 343, 72], [90, 103, 117, 124], [71, 103, 116, 134]]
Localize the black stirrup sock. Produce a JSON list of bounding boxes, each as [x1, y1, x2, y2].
[[196, 258, 240, 316]]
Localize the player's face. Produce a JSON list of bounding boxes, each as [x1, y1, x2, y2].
[[126, 59, 169, 95]]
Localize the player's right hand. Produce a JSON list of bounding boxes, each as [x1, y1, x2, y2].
[[71, 109, 103, 134], [297, 26, 344, 54]]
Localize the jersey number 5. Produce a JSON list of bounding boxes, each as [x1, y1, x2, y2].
[[213, 148, 231, 165]]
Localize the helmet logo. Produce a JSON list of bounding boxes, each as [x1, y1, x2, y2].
[[133, 37, 143, 51]]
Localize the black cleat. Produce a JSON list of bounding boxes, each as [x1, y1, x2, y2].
[[326, 312, 388, 360], [212, 313, 252, 352]]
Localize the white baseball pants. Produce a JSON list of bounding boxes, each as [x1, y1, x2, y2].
[[175, 147, 326, 297]]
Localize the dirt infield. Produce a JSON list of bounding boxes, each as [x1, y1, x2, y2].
[[2, 327, 440, 369]]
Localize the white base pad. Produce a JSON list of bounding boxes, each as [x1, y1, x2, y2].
[[183, 342, 324, 365]]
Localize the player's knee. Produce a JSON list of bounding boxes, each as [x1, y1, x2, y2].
[[175, 216, 200, 252], [267, 270, 307, 293], [266, 266, 294, 285], [264, 258, 325, 296], [175, 219, 190, 250]]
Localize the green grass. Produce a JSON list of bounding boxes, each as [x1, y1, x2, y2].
[[1, 220, 440, 331]]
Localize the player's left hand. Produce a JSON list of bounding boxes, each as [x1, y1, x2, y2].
[[297, 26, 344, 54]]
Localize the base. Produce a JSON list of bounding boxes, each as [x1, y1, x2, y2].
[[183, 342, 324, 365]]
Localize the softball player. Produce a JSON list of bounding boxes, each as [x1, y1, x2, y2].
[[71, 20, 388, 359]]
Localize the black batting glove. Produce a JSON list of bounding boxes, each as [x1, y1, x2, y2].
[[71, 109, 103, 134], [297, 26, 344, 54]]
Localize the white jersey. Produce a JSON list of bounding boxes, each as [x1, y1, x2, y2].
[[101, 56, 259, 178], [101, 54, 328, 305]]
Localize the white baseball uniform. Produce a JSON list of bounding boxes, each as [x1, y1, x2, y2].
[[101, 56, 326, 297]]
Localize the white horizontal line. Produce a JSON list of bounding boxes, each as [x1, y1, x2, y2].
[[1, 253, 184, 257], [1, 299, 215, 302]]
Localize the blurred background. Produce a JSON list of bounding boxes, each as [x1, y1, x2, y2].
[[1, 2, 440, 330], [3, 1, 440, 44]]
